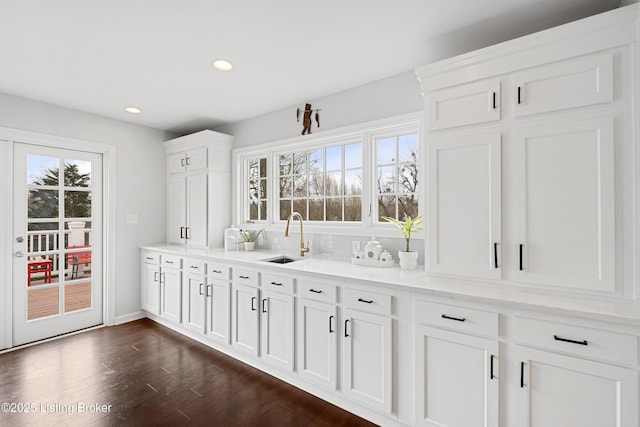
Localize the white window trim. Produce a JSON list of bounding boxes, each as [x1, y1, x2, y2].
[[232, 112, 424, 238]]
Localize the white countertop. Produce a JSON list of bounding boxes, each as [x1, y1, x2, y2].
[[142, 243, 640, 326]]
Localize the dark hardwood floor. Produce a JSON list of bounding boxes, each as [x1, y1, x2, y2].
[[0, 319, 378, 426]]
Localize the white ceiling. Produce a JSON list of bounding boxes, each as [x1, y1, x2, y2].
[[0, 0, 621, 135]]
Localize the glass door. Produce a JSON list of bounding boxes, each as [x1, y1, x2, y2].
[[12, 143, 103, 346]]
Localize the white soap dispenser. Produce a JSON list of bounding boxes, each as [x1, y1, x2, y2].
[[364, 236, 382, 261], [224, 225, 240, 251]]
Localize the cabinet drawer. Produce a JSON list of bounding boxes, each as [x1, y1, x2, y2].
[[184, 258, 206, 275], [342, 288, 392, 316], [161, 254, 182, 269], [427, 78, 501, 130], [142, 251, 160, 265], [262, 272, 294, 294], [208, 263, 230, 281], [415, 299, 499, 337], [233, 267, 259, 286], [299, 281, 336, 303], [515, 316, 637, 365], [513, 52, 613, 117]]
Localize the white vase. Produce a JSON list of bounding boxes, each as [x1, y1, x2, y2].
[[398, 250, 418, 270], [244, 241, 255, 251]]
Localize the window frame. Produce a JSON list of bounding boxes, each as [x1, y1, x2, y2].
[[232, 112, 424, 238]]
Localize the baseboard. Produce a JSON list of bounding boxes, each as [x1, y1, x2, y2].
[[114, 311, 146, 325]]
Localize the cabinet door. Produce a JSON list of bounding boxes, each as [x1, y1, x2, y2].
[[183, 273, 206, 334], [232, 283, 259, 356], [415, 325, 499, 427], [297, 298, 337, 389], [427, 79, 501, 130], [167, 152, 186, 174], [185, 147, 208, 171], [260, 290, 294, 371], [167, 175, 186, 244], [186, 172, 208, 247], [516, 346, 638, 427], [160, 267, 182, 324], [342, 308, 392, 413], [141, 263, 160, 314], [515, 117, 614, 291], [428, 131, 502, 279], [513, 52, 613, 117], [206, 279, 231, 345]]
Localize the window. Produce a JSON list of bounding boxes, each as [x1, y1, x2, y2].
[[376, 132, 419, 221], [234, 113, 422, 233], [278, 142, 362, 222], [247, 157, 267, 221]]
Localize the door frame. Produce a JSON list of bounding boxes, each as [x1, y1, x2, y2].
[[0, 127, 117, 350]]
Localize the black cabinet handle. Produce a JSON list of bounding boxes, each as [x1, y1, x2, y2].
[[262, 298, 268, 313], [154, 272, 158, 282], [517, 86, 522, 104], [180, 227, 184, 239], [251, 297, 256, 311], [206, 284, 212, 297], [492, 91, 497, 109], [181, 158, 185, 167], [190, 265, 199, 269], [199, 283, 204, 296], [344, 319, 350, 338], [520, 361, 525, 388], [554, 335, 588, 346], [185, 227, 190, 240], [490, 354, 496, 380], [212, 270, 222, 274], [357, 298, 373, 304], [494, 242, 499, 269], [146, 256, 154, 260], [165, 260, 174, 264], [309, 289, 322, 294], [239, 275, 250, 279], [519, 244, 524, 271], [186, 157, 191, 166], [329, 315, 335, 333], [270, 281, 283, 286], [441, 314, 466, 322]]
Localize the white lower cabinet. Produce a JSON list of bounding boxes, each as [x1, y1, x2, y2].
[[415, 324, 499, 427], [141, 253, 161, 315], [159, 257, 182, 324], [260, 289, 294, 371], [515, 346, 638, 427], [183, 262, 207, 334], [232, 283, 260, 356], [206, 279, 231, 345], [342, 307, 392, 414], [297, 297, 338, 389]]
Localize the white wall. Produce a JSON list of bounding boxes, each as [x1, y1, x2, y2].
[[216, 71, 423, 148], [0, 92, 170, 334]]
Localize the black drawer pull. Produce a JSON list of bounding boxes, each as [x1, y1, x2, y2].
[[270, 281, 283, 286], [190, 265, 199, 269], [239, 275, 250, 279], [165, 260, 174, 264], [441, 314, 466, 322], [492, 91, 496, 109], [493, 242, 499, 269], [519, 244, 524, 271], [344, 319, 350, 338], [251, 297, 256, 311], [329, 315, 335, 333], [212, 269, 222, 274], [309, 289, 322, 294], [490, 354, 496, 380], [520, 361, 525, 388], [146, 257, 154, 260], [357, 298, 373, 304], [554, 335, 588, 346], [517, 86, 522, 104]]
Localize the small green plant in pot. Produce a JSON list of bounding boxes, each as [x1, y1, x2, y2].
[[381, 214, 423, 269], [239, 228, 263, 251]]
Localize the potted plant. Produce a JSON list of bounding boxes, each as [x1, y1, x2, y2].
[[381, 214, 423, 269], [239, 228, 263, 251]]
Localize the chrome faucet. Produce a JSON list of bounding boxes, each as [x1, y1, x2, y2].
[[284, 212, 310, 256]]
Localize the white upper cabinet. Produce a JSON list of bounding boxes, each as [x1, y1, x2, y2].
[[513, 53, 613, 118], [164, 130, 232, 248], [515, 117, 615, 291], [427, 79, 501, 130], [428, 131, 502, 279], [416, 8, 639, 296]]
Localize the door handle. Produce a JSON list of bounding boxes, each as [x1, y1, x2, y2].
[[15, 251, 25, 258]]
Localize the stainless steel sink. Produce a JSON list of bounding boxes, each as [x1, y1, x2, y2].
[[261, 255, 300, 264]]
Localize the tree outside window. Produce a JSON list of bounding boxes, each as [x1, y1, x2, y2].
[[248, 157, 267, 221]]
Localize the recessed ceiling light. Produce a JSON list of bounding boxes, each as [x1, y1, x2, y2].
[[125, 107, 142, 114], [212, 59, 233, 71]]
